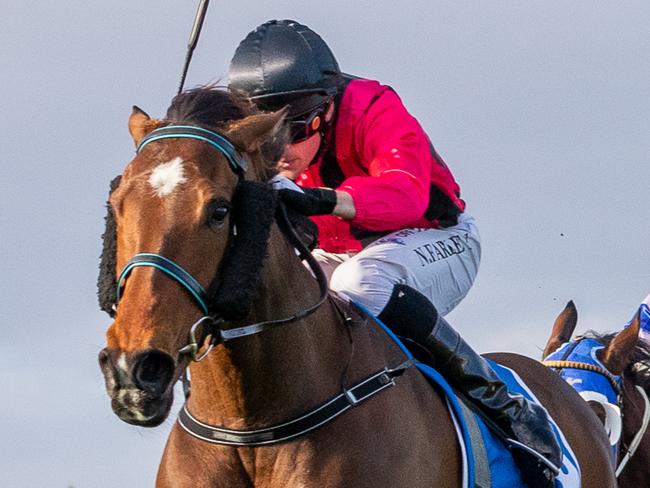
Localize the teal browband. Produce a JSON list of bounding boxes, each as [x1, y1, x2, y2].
[[137, 125, 247, 174]]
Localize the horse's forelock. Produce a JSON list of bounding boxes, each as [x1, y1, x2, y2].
[[164, 86, 287, 181], [165, 86, 255, 128]]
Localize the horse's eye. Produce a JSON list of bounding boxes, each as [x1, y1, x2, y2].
[[207, 200, 231, 230]]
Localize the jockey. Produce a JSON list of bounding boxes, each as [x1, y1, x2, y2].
[[229, 19, 561, 487], [626, 294, 650, 379]]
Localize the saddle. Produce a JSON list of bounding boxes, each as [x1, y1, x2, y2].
[[359, 304, 583, 488]]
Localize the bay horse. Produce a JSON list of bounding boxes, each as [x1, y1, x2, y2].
[[543, 301, 650, 487], [98, 87, 616, 487]]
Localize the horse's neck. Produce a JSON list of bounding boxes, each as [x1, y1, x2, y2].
[[187, 225, 347, 427]]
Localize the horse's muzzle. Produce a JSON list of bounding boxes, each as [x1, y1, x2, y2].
[[98, 347, 176, 426]]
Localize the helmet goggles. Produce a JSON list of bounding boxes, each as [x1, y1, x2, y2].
[[287, 100, 331, 143]]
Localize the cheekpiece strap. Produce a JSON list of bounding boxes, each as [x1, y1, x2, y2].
[[117, 253, 210, 315], [137, 125, 247, 174]]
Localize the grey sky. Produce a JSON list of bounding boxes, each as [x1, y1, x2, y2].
[[1, 1, 648, 486]]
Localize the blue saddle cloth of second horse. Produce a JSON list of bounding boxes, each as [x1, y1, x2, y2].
[[365, 308, 581, 488]]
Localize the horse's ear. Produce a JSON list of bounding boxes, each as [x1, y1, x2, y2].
[[128, 106, 162, 147], [600, 312, 641, 375], [543, 301, 578, 358], [225, 108, 288, 153]]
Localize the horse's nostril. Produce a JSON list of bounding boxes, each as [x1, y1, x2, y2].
[[132, 350, 175, 396], [98, 348, 118, 395]]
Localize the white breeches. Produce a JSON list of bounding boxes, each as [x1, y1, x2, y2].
[[314, 213, 481, 316]]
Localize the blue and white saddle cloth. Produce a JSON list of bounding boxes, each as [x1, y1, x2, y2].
[[371, 313, 581, 488]]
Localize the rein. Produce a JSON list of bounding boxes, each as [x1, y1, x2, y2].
[[616, 385, 650, 477], [174, 203, 331, 359]]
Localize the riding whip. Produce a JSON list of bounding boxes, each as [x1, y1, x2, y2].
[[178, 0, 211, 94]]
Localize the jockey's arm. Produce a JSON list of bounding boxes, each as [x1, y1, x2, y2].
[[333, 190, 356, 220], [334, 90, 433, 231]]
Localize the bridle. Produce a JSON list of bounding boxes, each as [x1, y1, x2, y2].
[[114, 124, 330, 361], [543, 337, 650, 477], [112, 123, 414, 446], [176, 202, 331, 360]]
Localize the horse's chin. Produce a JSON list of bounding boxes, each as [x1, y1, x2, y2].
[[111, 388, 174, 427]]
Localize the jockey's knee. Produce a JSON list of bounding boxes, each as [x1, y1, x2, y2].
[[329, 257, 395, 316]]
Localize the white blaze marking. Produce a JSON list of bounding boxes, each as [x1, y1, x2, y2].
[[149, 157, 187, 196]]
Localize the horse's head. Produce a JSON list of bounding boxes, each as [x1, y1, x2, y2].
[[543, 301, 644, 385], [97, 88, 287, 426], [543, 302, 650, 478]]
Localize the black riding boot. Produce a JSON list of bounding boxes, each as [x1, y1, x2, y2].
[[378, 285, 562, 488]]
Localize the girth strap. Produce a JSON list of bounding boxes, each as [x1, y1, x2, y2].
[[177, 360, 413, 446], [454, 397, 492, 488]]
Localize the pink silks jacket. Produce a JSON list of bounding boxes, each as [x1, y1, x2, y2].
[[295, 78, 465, 253]]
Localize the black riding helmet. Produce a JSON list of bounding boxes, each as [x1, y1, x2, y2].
[[228, 20, 343, 119]]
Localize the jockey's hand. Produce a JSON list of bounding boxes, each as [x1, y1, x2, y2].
[[279, 188, 337, 216]]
